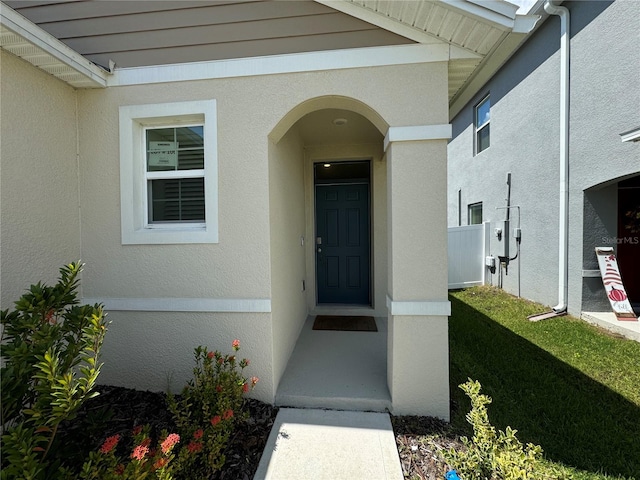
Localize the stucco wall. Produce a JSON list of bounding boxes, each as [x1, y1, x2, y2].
[[99, 311, 271, 401], [268, 125, 307, 394], [74, 61, 448, 396], [447, 1, 639, 315], [0, 51, 81, 308]]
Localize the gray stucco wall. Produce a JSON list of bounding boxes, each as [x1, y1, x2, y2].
[[447, 1, 640, 315]]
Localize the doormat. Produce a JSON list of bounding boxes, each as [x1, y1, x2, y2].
[[312, 315, 377, 332]]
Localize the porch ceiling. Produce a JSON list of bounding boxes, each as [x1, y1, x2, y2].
[[0, 0, 539, 107]]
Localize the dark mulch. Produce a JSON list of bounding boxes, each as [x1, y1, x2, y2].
[[391, 415, 464, 480], [57, 385, 278, 480], [58, 386, 461, 480]]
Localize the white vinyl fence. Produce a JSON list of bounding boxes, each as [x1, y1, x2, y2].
[[448, 222, 491, 289]]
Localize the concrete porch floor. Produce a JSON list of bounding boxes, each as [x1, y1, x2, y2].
[[582, 311, 640, 342], [275, 315, 391, 412]]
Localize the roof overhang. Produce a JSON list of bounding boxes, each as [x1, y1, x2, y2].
[[0, 0, 539, 102], [0, 2, 108, 88], [314, 0, 540, 118]]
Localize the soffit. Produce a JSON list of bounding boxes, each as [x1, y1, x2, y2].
[[2, 0, 412, 70], [0, 0, 537, 103]]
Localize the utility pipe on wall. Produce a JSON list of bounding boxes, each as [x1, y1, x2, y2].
[[545, 0, 570, 313]]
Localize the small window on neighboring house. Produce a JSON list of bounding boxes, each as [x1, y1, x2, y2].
[[468, 202, 483, 225], [119, 100, 218, 244], [475, 95, 490, 154]]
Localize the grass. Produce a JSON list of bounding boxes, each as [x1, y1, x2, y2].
[[448, 286, 640, 479]]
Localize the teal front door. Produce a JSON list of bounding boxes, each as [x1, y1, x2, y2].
[[315, 183, 370, 304]]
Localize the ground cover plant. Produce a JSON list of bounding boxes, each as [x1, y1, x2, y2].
[[394, 286, 640, 480]]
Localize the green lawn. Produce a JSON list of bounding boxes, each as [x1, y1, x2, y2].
[[448, 287, 640, 479]]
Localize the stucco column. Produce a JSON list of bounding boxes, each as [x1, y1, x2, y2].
[[385, 126, 451, 420]]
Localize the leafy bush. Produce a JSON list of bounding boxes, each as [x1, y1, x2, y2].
[[167, 341, 258, 479], [444, 379, 566, 480], [1, 262, 108, 480]]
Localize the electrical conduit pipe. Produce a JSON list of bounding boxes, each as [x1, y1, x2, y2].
[[545, 0, 570, 313]]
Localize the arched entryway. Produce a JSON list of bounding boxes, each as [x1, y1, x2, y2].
[[268, 97, 391, 411]]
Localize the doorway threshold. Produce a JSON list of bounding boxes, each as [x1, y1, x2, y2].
[[312, 305, 378, 317]]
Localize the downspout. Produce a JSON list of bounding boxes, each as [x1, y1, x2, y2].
[[545, 0, 570, 313]]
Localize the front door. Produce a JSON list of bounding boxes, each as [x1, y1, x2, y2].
[[315, 182, 370, 304]]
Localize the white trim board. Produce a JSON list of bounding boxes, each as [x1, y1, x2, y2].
[[81, 297, 272, 313], [386, 296, 451, 316], [108, 43, 449, 87], [384, 124, 452, 151]]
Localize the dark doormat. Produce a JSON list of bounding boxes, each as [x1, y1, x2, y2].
[[312, 315, 377, 332]]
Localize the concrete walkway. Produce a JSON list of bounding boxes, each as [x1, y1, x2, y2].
[[253, 408, 404, 480]]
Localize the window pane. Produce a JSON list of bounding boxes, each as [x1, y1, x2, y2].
[[147, 126, 204, 171], [178, 149, 204, 170], [149, 178, 205, 222], [176, 126, 203, 149], [468, 203, 483, 225], [477, 124, 490, 153], [147, 128, 178, 172], [476, 97, 490, 127]]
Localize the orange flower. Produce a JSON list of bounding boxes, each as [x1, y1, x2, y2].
[[161, 433, 180, 454], [131, 444, 149, 461], [207, 351, 215, 359], [99, 434, 120, 454], [243, 382, 249, 393], [232, 339, 240, 350], [193, 429, 204, 439], [211, 415, 221, 426], [223, 409, 234, 420]]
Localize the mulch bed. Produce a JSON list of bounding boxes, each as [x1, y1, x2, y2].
[[391, 415, 464, 479], [58, 386, 461, 479], [57, 385, 279, 480]]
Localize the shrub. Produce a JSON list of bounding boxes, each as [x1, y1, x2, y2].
[[0, 262, 108, 480], [79, 426, 180, 480], [444, 379, 565, 480], [167, 341, 258, 479]]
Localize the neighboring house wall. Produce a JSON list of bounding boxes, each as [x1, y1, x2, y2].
[[0, 51, 81, 308], [448, 1, 639, 316]]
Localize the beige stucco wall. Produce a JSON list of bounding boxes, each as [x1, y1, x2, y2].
[[1, 52, 450, 413], [0, 51, 81, 308], [387, 140, 449, 300], [268, 125, 307, 393], [73, 62, 448, 400], [99, 311, 271, 401]]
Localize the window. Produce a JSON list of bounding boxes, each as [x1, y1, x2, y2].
[[119, 100, 218, 244], [474, 95, 490, 154], [468, 202, 483, 225]]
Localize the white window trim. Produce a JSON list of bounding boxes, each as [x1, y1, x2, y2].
[[474, 95, 490, 155], [119, 100, 218, 244]]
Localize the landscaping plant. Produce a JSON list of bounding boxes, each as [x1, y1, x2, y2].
[[444, 379, 561, 480], [79, 425, 180, 480], [167, 341, 259, 479], [0, 262, 108, 480]]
